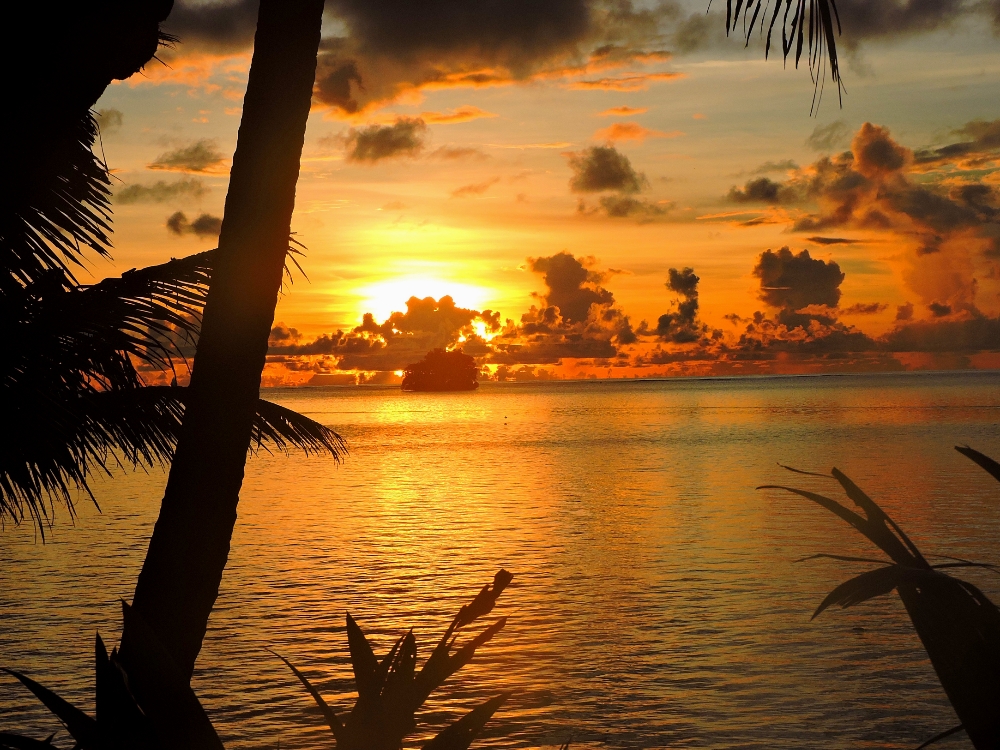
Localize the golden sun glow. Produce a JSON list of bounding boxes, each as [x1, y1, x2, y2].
[[357, 276, 493, 323]]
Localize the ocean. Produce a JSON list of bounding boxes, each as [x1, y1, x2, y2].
[[3, 371, 1000, 748]]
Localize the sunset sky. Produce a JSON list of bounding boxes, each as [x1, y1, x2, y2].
[[94, 0, 1000, 383]]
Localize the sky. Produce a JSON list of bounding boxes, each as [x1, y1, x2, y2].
[[93, 0, 1000, 384]]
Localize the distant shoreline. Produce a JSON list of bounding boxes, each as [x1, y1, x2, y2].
[[263, 368, 1000, 391]]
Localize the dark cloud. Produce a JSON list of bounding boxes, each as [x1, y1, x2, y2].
[[597, 194, 670, 219], [806, 121, 850, 151], [852, 122, 910, 177], [882, 313, 1000, 352], [753, 247, 844, 325], [95, 108, 123, 136], [166, 211, 222, 238], [116, 178, 208, 205], [568, 145, 647, 193], [451, 177, 500, 198], [528, 251, 614, 323], [928, 301, 953, 317], [148, 139, 226, 173], [161, 0, 259, 53], [344, 118, 426, 163], [656, 267, 707, 343], [752, 159, 799, 175], [806, 236, 857, 245], [727, 177, 798, 204], [841, 302, 888, 315], [915, 118, 1000, 167], [764, 121, 1000, 306], [834, 0, 968, 46], [308, 1, 671, 114], [896, 302, 915, 321]]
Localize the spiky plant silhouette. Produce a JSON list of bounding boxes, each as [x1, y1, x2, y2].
[[274, 570, 514, 750], [761, 445, 1000, 749], [1, 602, 225, 750]]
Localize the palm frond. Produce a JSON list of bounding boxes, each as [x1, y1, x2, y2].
[[1, 386, 345, 534], [719, 0, 843, 112], [2, 111, 113, 294]]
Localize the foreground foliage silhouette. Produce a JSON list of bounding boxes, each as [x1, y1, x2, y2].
[[762, 445, 1000, 749], [274, 569, 514, 750], [1, 572, 513, 750]]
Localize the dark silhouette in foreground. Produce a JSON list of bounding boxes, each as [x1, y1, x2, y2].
[[401, 349, 479, 392], [762, 446, 1000, 749], [275, 569, 513, 750], [1, 572, 513, 750]]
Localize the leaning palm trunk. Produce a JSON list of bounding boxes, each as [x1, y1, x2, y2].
[[120, 0, 326, 694]]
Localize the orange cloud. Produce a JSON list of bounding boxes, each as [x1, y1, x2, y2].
[[593, 122, 684, 142], [567, 72, 683, 91], [420, 106, 499, 124], [599, 106, 649, 117]]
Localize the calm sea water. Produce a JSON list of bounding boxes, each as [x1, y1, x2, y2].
[[3, 372, 1000, 749]]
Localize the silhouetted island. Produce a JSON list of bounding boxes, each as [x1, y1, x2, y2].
[[401, 348, 479, 391]]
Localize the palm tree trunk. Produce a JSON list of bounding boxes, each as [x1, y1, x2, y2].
[[119, 0, 325, 683]]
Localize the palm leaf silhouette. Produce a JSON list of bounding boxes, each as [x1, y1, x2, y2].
[[3, 245, 344, 532], [760, 446, 1000, 749], [717, 0, 843, 111]]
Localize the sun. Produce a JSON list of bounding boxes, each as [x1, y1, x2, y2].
[[356, 276, 493, 323]]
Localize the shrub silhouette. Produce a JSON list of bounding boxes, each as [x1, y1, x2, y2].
[[275, 569, 514, 750]]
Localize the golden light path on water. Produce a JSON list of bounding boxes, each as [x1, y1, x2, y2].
[[2, 372, 1000, 748]]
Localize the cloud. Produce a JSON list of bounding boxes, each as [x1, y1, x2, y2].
[[528, 251, 614, 323], [596, 194, 671, 220], [727, 177, 799, 204], [344, 117, 427, 163], [451, 177, 501, 198], [751, 160, 799, 175], [881, 313, 1000, 352], [656, 267, 709, 343], [928, 301, 953, 317], [567, 71, 683, 91], [568, 145, 647, 193], [599, 106, 649, 116], [743, 121, 1000, 309], [166, 211, 222, 238], [806, 236, 857, 245], [753, 246, 845, 326], [430, 145, 489, 160], [896, 302, 915, 321], [841, 302, 888, 315], [308, 1, 676, 114], [268, 295, 501, 372], [148, 139, 226, 173], [161, 0, 259, 53], [96, 108, 123, 136], [116, 178, 208, 205], [852, 122, 911, 177], [806, 121, 850, 152], [915, 118, 1000, 167], [593, 122, 683, 142], [420, 106, 497, 124]]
